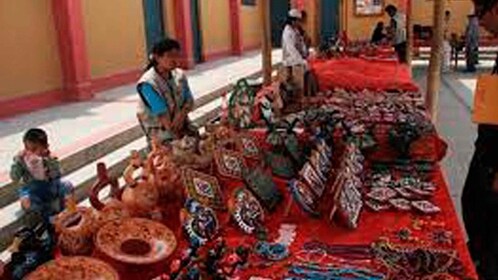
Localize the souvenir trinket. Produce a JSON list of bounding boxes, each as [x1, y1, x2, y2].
[[25, 257, 119, 280], [370, 173, 393, 188], [337, 178, 363, 229], [300, 163, 326, 197], [95, 218, 177, 265], [412, 200, 441, 214], [243, 167, 282, 211], [254, 241, 289, 261], [182, 168, 225, 210], [309, 150, 330, 175], [236, 134, 261, 159], [228, 79, 256, 129], [182, 199, 219, 246], [289, 180, 319, 217], [395, 187, 417, 199], [372, 241, 467, 279], [274, 224, 297, 247], [214, 149, 246, 179], [365, 199, 391, 212], [229, 188, 265, 235], [431, 229, 454, 245], [366, 187, 397, 202], [286, 264, 385, 280], [389, 198, 412, 211], [265, 152, 295, 178]]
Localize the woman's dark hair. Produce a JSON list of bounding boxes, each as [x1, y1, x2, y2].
[[145, 38, 181, 70], [385, 4, 397, 14], [376, 21, 384, 28], [284, 16, 299, 28], [23, 128, 48, 147]]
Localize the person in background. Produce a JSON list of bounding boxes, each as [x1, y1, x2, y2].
[[464, 14, 480, 72], [297, 10, 311, 59], [442, 10, 452, 72], [10, 128, 74, 223], [462, 0, 498, 278], [371, 21, 387, 45], [137, 38, 197, 147], [385, 4, 407, 63], [281, 9, 308, 100]]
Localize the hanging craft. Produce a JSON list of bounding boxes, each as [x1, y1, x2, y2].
[[214, 149, 247, 180], [336, 178, 363, 229], [182, 199, 219, 246], [300, 163, 326, 198], [182, 168, 225, 210], [228, 79, 256, 129], [229, 187, 265, 235], [309, 150, 331, 175], [265, 152, 296, 179], [289, 180, 320, 217], [236, 134, 261, 160], [243, 167, 283, 212]]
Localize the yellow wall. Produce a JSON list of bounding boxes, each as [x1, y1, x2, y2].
[[344, 0, 397, 40], [241, 1, 263, 48], [0, 0, 61, 99], [200, 0, 232, 55], [82, 0, 146, 78], [344, 0, 486, 41], [164, 0, 177, 38], [304, 0, 319, 46]]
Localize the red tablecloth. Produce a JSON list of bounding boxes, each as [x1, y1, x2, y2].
[[310, 58, 420, 93], [161, 130, 477, 280]]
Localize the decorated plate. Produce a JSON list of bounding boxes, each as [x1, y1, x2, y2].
[[183, 200, 219, 245], [95, 218, 177, 265], [182, 169, 225, 210], [389, 198, 412, 211], [412, 200, 441, 214], [366, 187, 397, 202], [26, 257, 119, 280], [230, 187, 265, 234], [214, 149, 247, 179]]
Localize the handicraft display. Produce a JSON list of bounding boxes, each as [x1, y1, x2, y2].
[[182, 168, 225, 210], [288, 179, 320, 217], [54, 207, 97, 256], [229, 187, 265, 235], [182, 199, 219, 246], [236, 134, 261, 160], [214, 148, 247, 180], [227, 78, 256, 129]]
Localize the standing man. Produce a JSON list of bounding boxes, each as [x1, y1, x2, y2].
[[465, 14, 480, 72], [462, 0, 498, 278], [281, 9, 308, 100], [385, 4, 407, 63]]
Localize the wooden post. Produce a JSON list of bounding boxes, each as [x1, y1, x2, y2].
[[426, 0, 445, 120], [406, 0, 413, 66], [261, 0, 272, 85]]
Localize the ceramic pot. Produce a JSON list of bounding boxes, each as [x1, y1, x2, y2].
[[95, 218, 177, 279], [54, 207, 96, 256], [25, 257, 119, 280]]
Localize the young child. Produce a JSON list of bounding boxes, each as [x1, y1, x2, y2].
[[10, 128, 74, 222]]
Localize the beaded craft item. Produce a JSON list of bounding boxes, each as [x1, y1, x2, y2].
[[337, 178, 363, 229], [230, 188, 265, 235], [411, 200, 441, 214], [289, 179, 320, 217], [214, 149, 247, 179], [243, 167, 283, 211], [389, 198, 412, 211], [300, 163, 326, 197], [182, 199, 219, 246], [366, 187, 397, 202], [236, 134, 261, 159], [182, 168, 225, 210]]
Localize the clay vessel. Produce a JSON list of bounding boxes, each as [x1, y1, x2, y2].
[[25, 256, 119, 280], [54, 207, 96, 256]]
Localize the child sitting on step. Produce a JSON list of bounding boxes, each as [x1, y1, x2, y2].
[[10, 128, 74, 223]]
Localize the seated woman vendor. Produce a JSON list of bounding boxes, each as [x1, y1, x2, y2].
[[137, 38, 197, 146]]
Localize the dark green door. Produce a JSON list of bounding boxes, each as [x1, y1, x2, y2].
[[270, 0, 290, 48], [320, 0, 340, 42], [190, 0, 203, 63], [143, 0, 165, 52]]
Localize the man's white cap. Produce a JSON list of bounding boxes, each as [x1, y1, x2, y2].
[[288, 9, 302, 19]]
